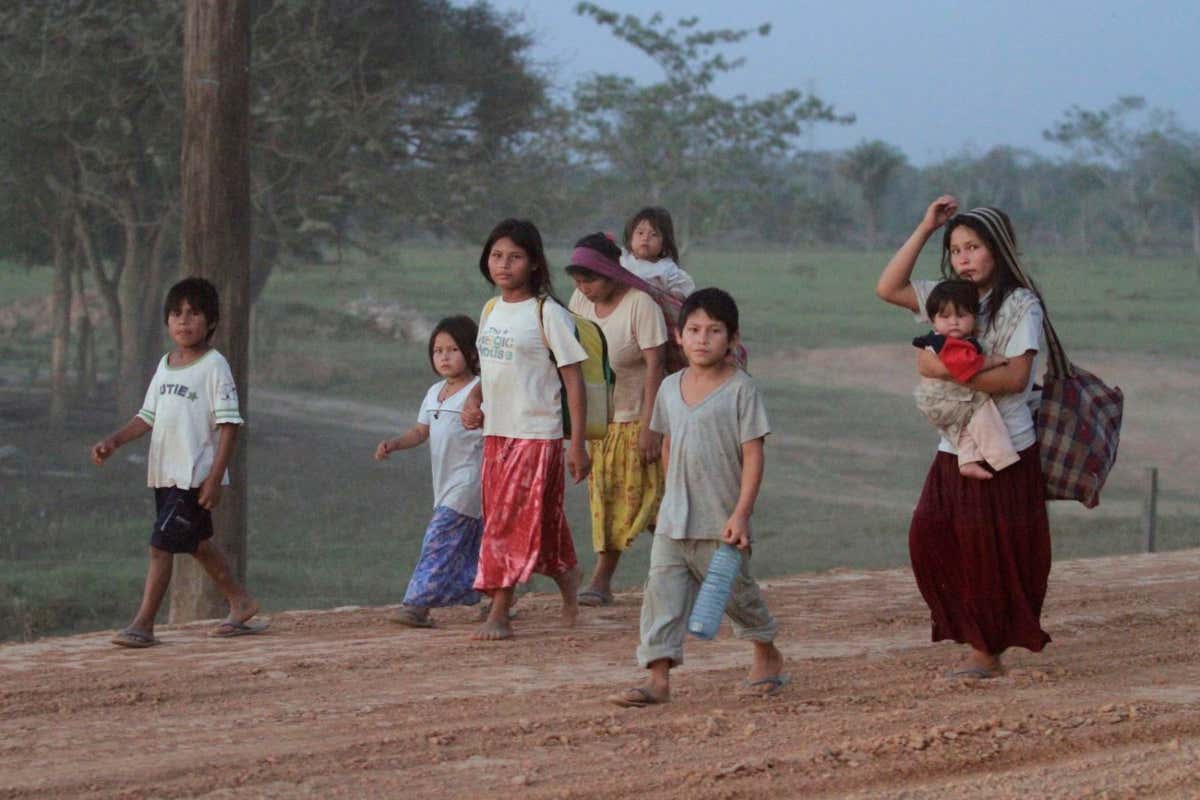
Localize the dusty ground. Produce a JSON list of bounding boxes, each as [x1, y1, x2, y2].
[[3, 549, 1199, 799]]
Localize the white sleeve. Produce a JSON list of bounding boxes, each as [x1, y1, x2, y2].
[[1005, 299, 1043, 358], [910, 279, 939, 323], [661, 260, 695, 298], [211, 356, 244, 425], [541, 301, 587, 367]]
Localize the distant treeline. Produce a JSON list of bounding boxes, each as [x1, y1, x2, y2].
[[2, 2, 1197, 418]]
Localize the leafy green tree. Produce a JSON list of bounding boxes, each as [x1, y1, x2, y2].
[[1043, 96, 1163, 254], [1139, 125, 1200, 264], [0, 1, 553, 418], [572, 3, 852, 250], [836, 140, 907, 248]]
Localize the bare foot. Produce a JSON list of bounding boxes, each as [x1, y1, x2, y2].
[[471, 619, 514, 641], [948, 648, 1003, 678], [554, 567, 581, 627], [229, 595, 259, 624], [959, 462, 993, 480]]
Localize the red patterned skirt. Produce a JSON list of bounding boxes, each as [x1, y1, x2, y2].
[[474, 436, 577, 593], [908, 445, 1051, 655]]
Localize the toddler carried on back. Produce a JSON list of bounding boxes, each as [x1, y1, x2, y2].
[[620, 206, 695, 301]]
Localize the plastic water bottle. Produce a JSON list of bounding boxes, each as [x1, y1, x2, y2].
[[687, 544, 742, 639]]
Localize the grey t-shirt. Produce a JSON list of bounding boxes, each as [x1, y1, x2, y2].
[[649, 369, 771, 540]]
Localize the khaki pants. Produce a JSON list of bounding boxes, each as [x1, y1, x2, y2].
[[637, 534, 777, 668]]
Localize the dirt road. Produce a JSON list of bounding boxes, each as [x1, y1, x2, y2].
[[3, 549, 1199, 799]]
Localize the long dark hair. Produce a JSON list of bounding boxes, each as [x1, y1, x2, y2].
[[428, 315, 479, 376], [477, 218, 562, 305], [939, 207, 1034, 334], [623, 206, 681, 264]]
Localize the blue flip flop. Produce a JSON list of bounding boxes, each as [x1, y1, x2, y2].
[[739, 674, 791, 696], [577, 589, 614, 607], [112, 628, 158, 648], [210, 619, 270, 638]]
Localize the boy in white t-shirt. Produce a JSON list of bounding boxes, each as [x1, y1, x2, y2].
[[90, 277, 260, 648]]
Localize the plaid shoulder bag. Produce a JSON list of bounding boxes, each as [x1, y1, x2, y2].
[[1033, 314, 1124, 507]]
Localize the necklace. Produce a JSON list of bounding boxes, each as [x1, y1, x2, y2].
[[434, 377, 470, 419]]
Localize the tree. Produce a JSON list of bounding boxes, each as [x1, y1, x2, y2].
[[836, 140, 906, 248], [0, 2, 186, 417], [572, 3, 852, 249], [1140, 125, 1200, 265], [169, 0, 252, 622], [0, 1, 555, 420], [1043, 96, 1162, 254]]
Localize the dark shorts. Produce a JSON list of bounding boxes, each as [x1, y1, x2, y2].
[[151, 487, 214, 554]]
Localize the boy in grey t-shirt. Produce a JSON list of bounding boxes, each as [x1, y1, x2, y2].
[[609, 288, 785, 707]]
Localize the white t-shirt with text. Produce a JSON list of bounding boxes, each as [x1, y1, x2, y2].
[[137, 349, 244, 488], [477, 297, 587, 439]]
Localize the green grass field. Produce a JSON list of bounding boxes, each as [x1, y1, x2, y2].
[[2, 247, 1197, 641]]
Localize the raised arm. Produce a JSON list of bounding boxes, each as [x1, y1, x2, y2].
[[876, 195, 959, 312]]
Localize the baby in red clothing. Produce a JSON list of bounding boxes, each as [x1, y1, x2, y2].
[[912, 280, 1018, 480]]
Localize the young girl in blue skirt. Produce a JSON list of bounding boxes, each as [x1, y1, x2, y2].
[[375, 316, 484, 627]]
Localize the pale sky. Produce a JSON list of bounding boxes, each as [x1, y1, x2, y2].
[[490, 0, 1200, 164]]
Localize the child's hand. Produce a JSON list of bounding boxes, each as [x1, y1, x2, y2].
[[461, 400, 483, 430], [374, 440, 392, 461], [721, 512, 752, 550], [638, 427, 662, 464], [90, 437, 118, 466], [198, 476, 222, 510], [566, 442, 591, 483]]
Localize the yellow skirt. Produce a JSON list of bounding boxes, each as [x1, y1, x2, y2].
[[586, 420, 665, 553]]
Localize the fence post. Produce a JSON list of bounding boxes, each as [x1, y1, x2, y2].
[[1142, 467, 1158, 553]]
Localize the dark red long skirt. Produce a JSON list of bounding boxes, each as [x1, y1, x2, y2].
[[909, 445, 1051, 654]]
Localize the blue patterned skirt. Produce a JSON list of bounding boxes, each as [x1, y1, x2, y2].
[[403, 506, 484, 608]]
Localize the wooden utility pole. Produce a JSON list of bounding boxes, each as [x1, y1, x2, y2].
[[171, 1, 252, 622]]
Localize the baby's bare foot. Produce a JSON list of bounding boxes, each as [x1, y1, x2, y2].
[[471, 619, 514, 641], [959, 462, 993, 480]]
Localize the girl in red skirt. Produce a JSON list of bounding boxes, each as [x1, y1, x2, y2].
[[876, 195, 1051, 679], [462, 219, 590, 640]]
